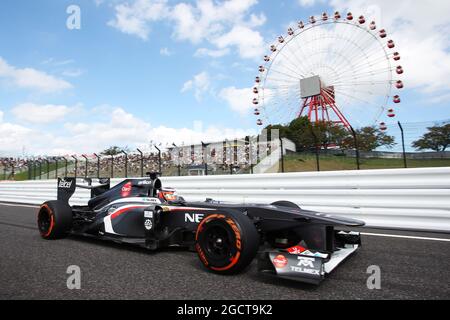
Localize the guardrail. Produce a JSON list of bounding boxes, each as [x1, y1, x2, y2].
[[1, 167, 449, 232]]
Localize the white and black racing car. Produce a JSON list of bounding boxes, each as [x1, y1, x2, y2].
[[37, 173, 364, 285]]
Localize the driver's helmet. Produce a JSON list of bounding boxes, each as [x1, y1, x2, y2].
[[158, 188, 178, 202]]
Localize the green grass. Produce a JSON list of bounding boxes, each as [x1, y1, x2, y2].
[[10, 162, 68, 181], [283, 154, 450, 172]]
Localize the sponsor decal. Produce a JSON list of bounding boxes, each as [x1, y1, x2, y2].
[[287, 245, 307, 255], [185, 213, 205, 223], [144, 211, 153, 218], [297, 256, 315, 268], [58, 179, 73, 189], [289, 256, 321, 275], [288, 245, 329, 259], [138, 180, 152, 185], [142, 198, 161, 203], [144, 219, 153, 230], [121, 182, 132, 197], [272, 255, 288, 269], [302, 250, 329, 259], [290, 266, 320, 275]]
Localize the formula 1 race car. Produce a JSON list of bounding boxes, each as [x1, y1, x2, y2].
[[37, 174, 365, 285]]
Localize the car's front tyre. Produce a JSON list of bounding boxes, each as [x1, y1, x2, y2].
[[195, 211, 259, 275]]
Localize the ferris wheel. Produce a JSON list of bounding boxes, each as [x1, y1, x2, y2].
[[253, 12, 404, 131]]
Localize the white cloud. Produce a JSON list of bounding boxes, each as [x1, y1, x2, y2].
[[0, 106, 256, 156], [160, 47, 173, 56], [298, 0, 325, 8], [108, 0, 266, 59], [42, 58, 75, 66], [0, 110, 3, 122], [0, 57, 72, 93], [194, 48, 230, 58], [108, 0, 169, 40], [0, 121, 33, 156], [171, 0, 266, 59], [219, 86, 254, 115], [212, 25, 265, 59], [11, 103, 74, 124], [330, 0, 450, 94], [181, 72, 211, 101], [94, 0, 105, 7], [61, 69, 84, 77]]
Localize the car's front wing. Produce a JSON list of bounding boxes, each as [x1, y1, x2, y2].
[[257, 235, 361, 285]]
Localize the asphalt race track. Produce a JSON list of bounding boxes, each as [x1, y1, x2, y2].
[[0, 203, 449, 300]]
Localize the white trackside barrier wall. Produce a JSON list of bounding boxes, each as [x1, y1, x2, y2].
[[1, 167, 449, 232]]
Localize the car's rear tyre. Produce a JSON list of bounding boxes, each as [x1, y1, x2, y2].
[[195, 211, 259, 275], [38, 201, 73, 240]]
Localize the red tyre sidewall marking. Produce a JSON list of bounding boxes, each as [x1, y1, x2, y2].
[[196, 214, 243, 272], [39, 204, 54, 238], [210, 218, 242, 271], [195, 214, 225, 267]]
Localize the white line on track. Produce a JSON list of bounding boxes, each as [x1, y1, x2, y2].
[[0, 202, 39, 209], [361, 232, 450, 242], [1, 203, 449, 242]]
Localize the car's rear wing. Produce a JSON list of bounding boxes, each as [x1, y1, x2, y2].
[[57, 177, 110, 204]]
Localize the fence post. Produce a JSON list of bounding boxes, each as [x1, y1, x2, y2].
[[173, 143, 181, 176], [46, 159, 50, 179], [62, 157, 68, 177], [71, 156, 78, 179], [54, 157, 58, 179], [279, 138, 285, 173], [38, 161, 42, 180], [249, 137, 254, 174], [110, 155, 114, 178], [398, 121, 407, 168], [154, 146, 162, 174], [28, 161, 32, 180], [350, 126, 360, 170], [94, 153, 100, 178], [136, 149, 144, 177], [310, 125, 320, 172], [121, 151, 128, 178], [33, 160, 37, 180], [82, 155, 88, 178], [201, 142, 208, 176]]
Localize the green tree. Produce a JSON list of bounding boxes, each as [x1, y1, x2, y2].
[[412, 124, 450, 152], [263, 117, 355, 151], [311, 122, 351, 150], [101, 146, 123, 156], [286, 117, 315, 151], [264, 124, 291, 141], [343, 126, 396, 151]]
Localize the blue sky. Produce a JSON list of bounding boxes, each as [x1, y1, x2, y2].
[[0, 0, 449, 156]]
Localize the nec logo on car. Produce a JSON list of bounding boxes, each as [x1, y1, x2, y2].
[[185, 213, 204, 223], [59, 180, 73, 188]]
